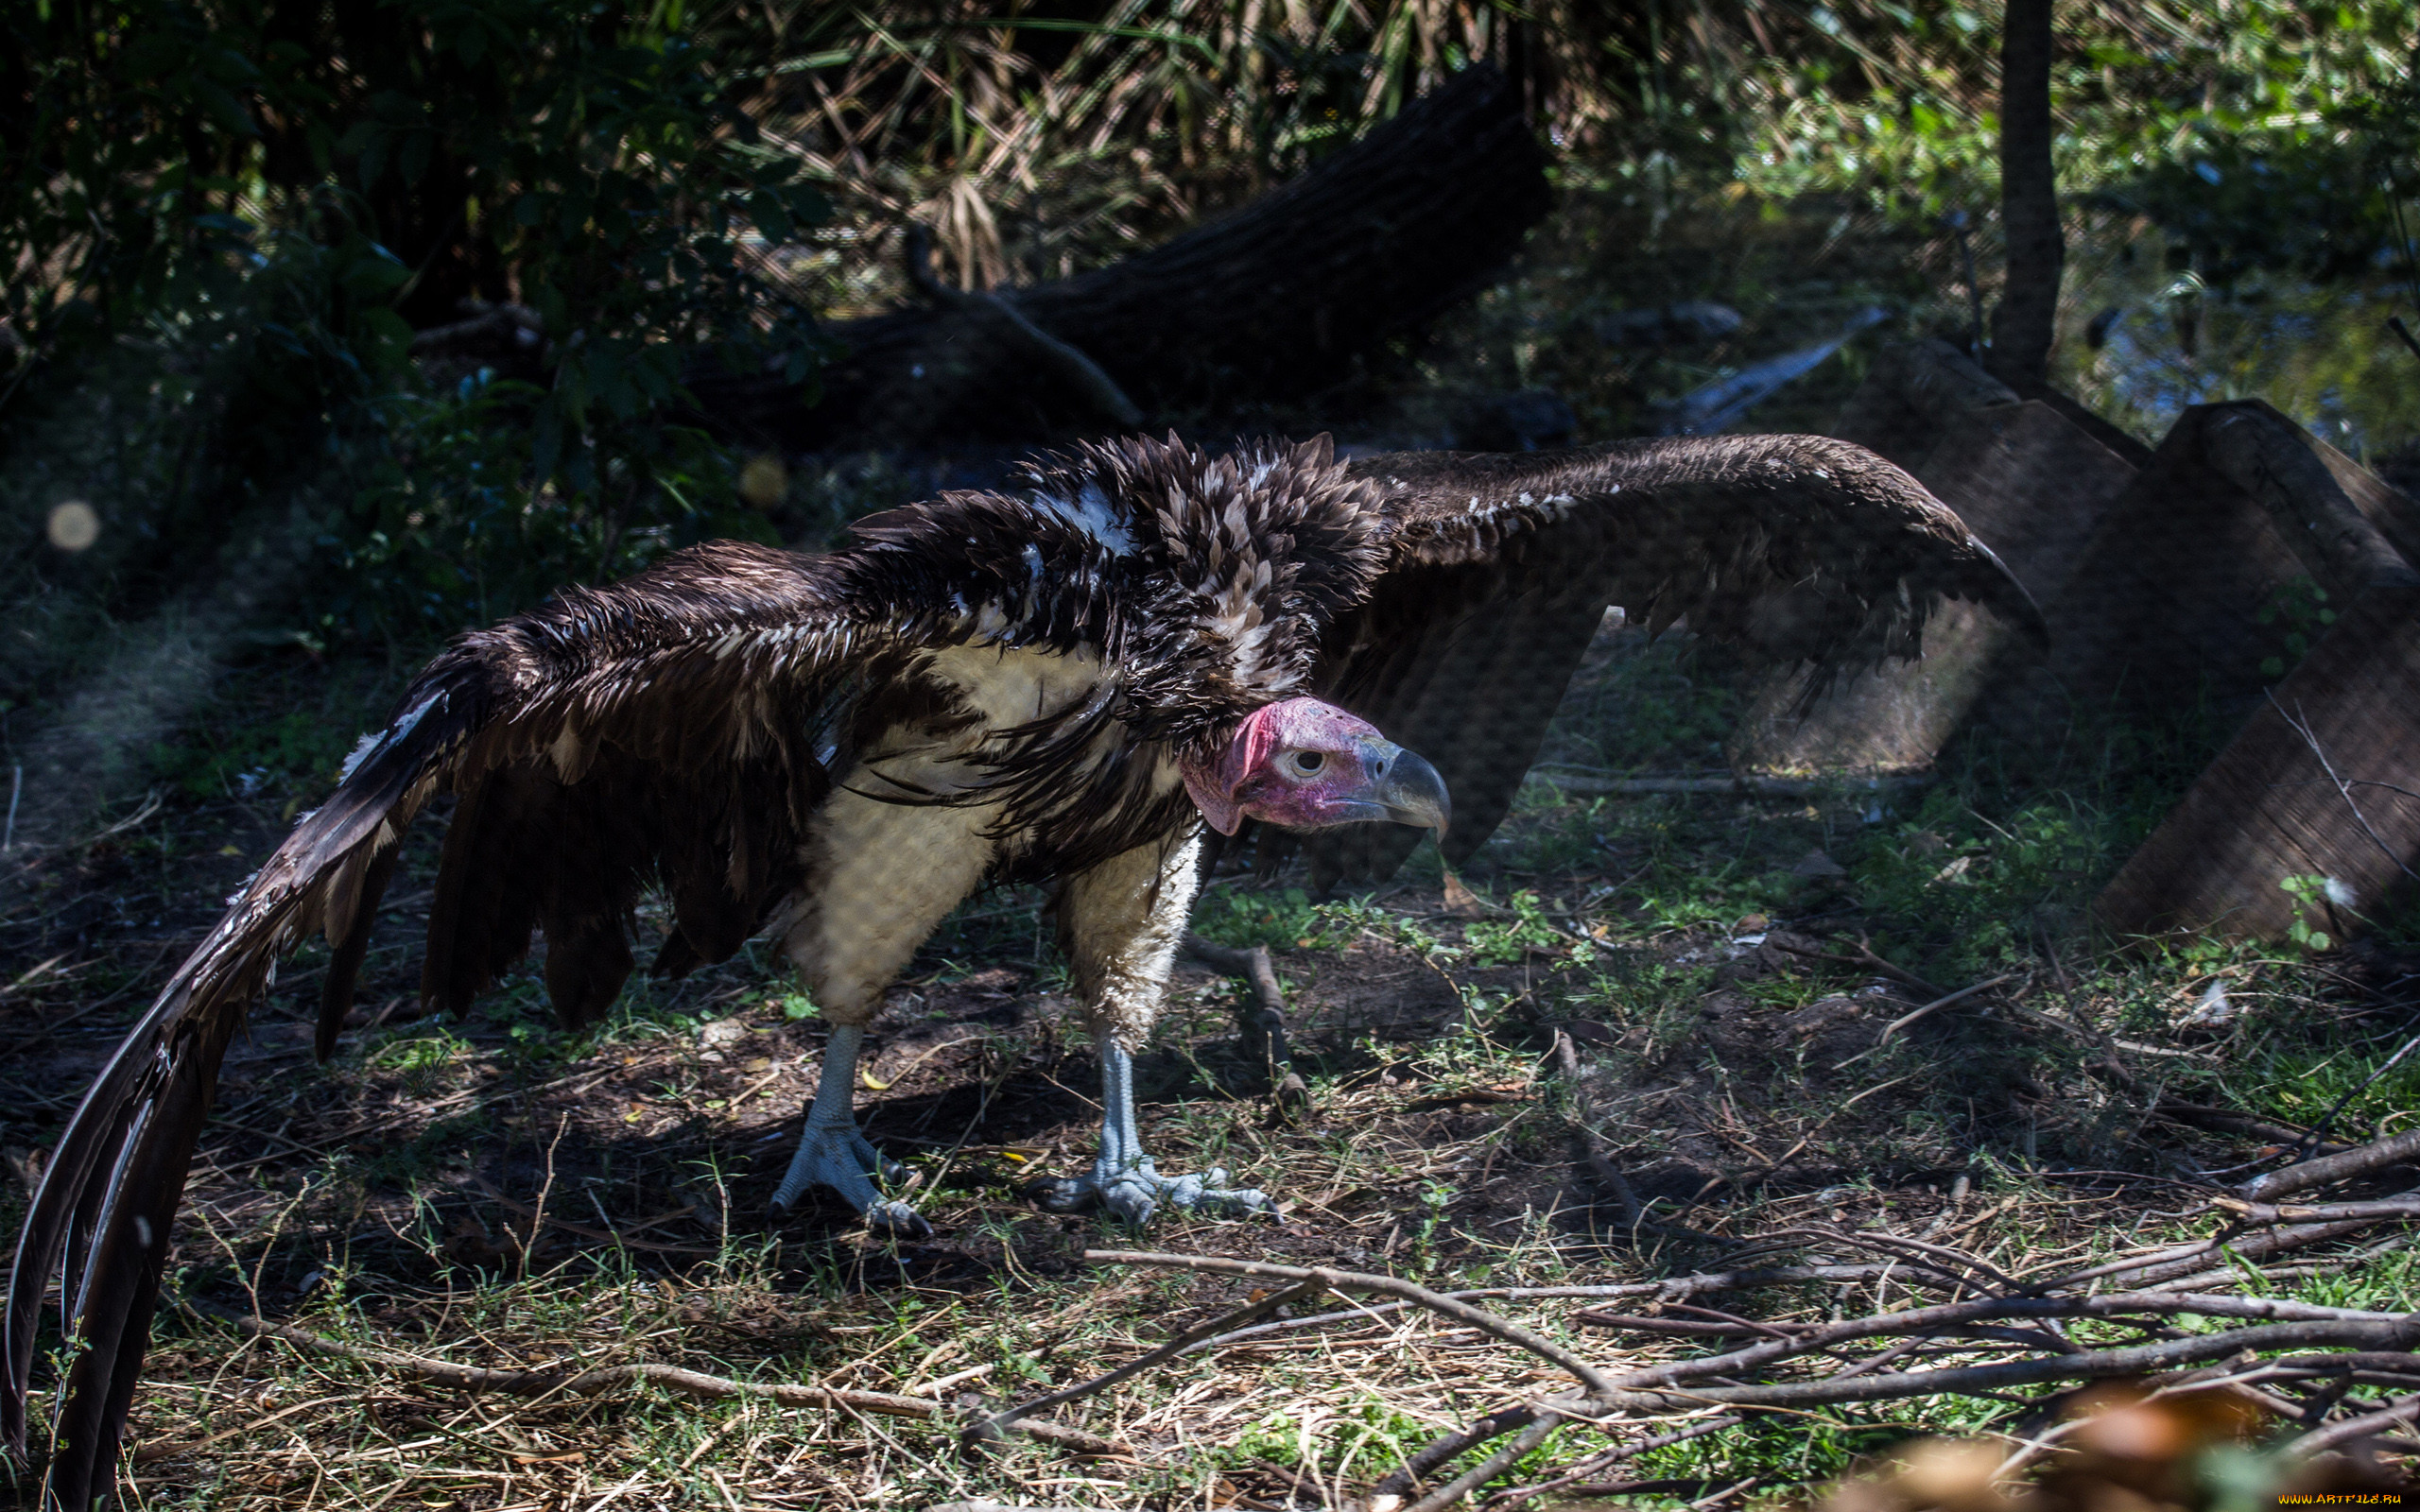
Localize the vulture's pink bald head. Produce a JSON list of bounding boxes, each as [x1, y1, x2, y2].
[[1182, 697, 1450, 837]]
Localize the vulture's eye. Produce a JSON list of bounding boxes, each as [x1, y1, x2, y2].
[[1288, 750, 1325, 778]]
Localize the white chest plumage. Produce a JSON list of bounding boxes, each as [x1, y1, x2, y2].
[[779, 643, 1160, 1025]]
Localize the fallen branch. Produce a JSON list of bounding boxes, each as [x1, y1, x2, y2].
[[221, 1312, 1122, 1455], [2153, 1101, 2352, 1155], [693, 64, 1549, 449], [905, 223, 1141, 427], [2214, 1193, 2420, 1225], [1365, 1400, 1555, 1512], [1627, 1322, 2420, 1413], [1088, 1250, 1635, 1512], [1096, 1235, 2420, 1512], [2240, 1127, 2420, 1203], [1184, 934, 1309, 1109], [2032, 1210, 2401, 1292], [1407, 1412, 1571, 1512], [2284, 1392, 2420, 1457]]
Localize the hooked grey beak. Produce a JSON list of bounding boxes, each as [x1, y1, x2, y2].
[[1369, 744, 1450, 833]]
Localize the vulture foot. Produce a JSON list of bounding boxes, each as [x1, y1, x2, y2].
[[1028, 1160, 1271, 1226], [769, 1023, 933, 1237], [769, 1122, 931, 1236], [1029, 1033, 1270, 1224]]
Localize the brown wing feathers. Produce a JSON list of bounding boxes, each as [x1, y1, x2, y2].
[[1285, 434, 2043, 886], [6, 541, 863, 1507]]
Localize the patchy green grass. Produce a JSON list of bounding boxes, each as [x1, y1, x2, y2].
[[6, 610, 2417, 1511]]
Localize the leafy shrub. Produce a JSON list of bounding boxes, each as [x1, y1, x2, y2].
[[4, 0, 826, 645]]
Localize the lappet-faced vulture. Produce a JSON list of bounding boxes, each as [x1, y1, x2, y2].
[[6, 432, 2036, 1505]]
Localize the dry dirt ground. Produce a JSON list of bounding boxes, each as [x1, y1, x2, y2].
[[2, 627, 2415, 1512]]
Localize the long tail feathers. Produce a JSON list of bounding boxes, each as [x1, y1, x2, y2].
[[4, 801, 407, 1502]]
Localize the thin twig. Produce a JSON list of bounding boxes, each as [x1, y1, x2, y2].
[[1480, 1417, 1744, 1511], [2389, 316, 2420, 366], [1554, 1029, 1735, 1246], [2284, 1392, 2420, 1456], [1627, 1322, 2420, 1412], [1085, 1250, 1621, 1400], [2028, 1210, 2401, 1292], [1767, 935, 1947, 998], [473, 1178, 720, 1257], [2296, 1029, 2420, 1155], [1175, 1267, 1919, 1355], [970, 1278, 1323, 1447], [1833, 974, 2014, 1068], [2264, 691, 2420, 888]]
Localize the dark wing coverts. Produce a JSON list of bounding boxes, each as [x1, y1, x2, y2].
[[1304, 434, 2041, 884], [3, 541, 883, 1506]]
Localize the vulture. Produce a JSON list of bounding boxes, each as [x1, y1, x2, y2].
[[4, 431, 2038, 1503]]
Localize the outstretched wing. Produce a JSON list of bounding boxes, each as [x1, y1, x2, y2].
[[3, 541, 909, 1505], [1299, 434, 2042, 885]]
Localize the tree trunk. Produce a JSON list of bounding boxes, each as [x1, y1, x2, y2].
[[686, 64, 1552, 450], [1986, 0, 2063, 388]]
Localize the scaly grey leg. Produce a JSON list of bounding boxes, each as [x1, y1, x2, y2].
[[769, 1024, 930, 1236], [1030, 1032, 1271, 1225]]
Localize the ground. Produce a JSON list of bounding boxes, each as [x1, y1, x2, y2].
[[4, 609, 2417, 1512]]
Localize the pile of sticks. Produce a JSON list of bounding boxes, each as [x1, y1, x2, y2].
[[998, 1123, 2420, 1510]]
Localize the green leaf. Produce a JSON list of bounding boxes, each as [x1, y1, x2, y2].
[[190, 77, 258, 137], [340, 245, 411, 298], [355, 307, 414, 365], [397, 130, 433, 188], [530, 283, 567, 335]]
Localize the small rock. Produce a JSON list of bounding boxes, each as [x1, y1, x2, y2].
[[1790, 849, 1848, 880], [698, 1019, 749, 1049], [1787, 996, 1866, 1039]]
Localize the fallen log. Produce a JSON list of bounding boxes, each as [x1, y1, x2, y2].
[[686, 64, 1551, 449], [1998, 400, 2405, 752], [2090, 402, 2420, 944]]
